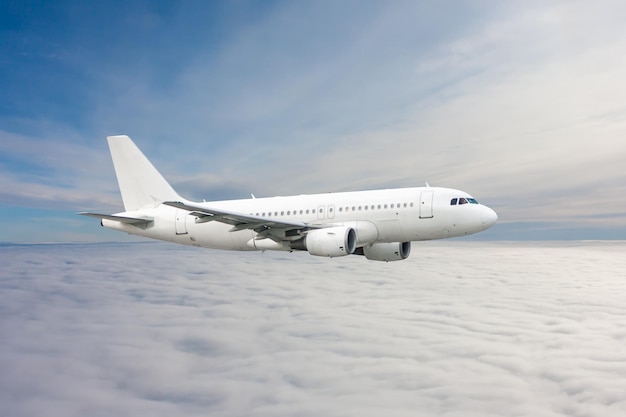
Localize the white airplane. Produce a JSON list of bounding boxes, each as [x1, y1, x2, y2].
[[80, 136, 497, 261]]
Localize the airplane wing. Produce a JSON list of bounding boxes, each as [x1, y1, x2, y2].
[[163, 201, 318, 239], [79, 212, 153, 226]]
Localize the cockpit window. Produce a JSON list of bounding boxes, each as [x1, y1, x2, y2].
[[452, 196, 479, 206]]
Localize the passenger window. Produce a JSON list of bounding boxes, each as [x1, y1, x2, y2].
[[390, 204, 394, 209], [410, 202, 414, 207], [377, 204, 381, 209], [450, 198, 457, 205]]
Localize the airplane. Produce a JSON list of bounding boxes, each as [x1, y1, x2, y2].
[[80, 135, 497, 261]]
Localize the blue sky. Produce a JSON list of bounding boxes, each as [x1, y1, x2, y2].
[[1, 0, 625, 242]]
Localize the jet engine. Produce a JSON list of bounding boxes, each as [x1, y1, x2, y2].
[[361, 242, 411, 262], [299, 226, 357, 257]]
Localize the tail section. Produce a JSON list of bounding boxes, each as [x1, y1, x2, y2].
[[107, 135, 182, 211]]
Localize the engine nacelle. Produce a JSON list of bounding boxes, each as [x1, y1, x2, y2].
[[362, 242, 411, 262], [305, 227, 357, 257]]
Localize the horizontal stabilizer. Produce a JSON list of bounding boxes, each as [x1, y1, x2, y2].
[[79, 212, 153, 225]]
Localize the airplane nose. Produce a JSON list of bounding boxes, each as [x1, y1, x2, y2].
[[481, 205, 498, 229]]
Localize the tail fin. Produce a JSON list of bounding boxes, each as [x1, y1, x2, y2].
[[107, 135, 182, 211]]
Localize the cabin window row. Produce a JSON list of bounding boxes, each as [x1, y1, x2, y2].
[[339, 202, 414, 212], [250, 202, 415, 217]]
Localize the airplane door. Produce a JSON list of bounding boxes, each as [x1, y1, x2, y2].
[[175, 209, 188, 234], [419, 191, 434, 219]]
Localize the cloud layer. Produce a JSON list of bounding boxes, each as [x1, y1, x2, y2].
[[1, 241, 625, 416]]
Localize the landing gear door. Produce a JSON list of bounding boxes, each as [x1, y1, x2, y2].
[[419, 191, 434, 219], [175, 209, 188, 235]]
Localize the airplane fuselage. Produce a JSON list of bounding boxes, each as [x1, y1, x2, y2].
[[83, 136, 497, 262], [104, 186, 496, 251]]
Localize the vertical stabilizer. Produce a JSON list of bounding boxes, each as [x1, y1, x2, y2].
[[107, 135, 182, 211]]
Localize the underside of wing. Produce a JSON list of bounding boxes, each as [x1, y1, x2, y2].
[[163, 201, 316, 240]]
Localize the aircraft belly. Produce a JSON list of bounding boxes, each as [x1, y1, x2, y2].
[[229, 229, 258, 250], [187, 221, 250, 250]]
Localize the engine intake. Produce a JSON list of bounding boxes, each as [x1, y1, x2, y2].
[[302, 226, 357, 257]]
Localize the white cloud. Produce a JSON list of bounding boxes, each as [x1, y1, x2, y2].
[[1, 241, 626, 416]]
